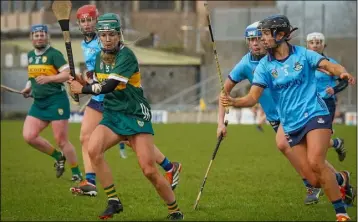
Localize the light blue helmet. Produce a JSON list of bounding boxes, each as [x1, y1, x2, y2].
[[245, 21, 261, 39], [245, 21, 266, 57]]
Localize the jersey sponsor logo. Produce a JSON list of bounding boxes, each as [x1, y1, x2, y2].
[[58, 108, 64, 116], [317, 117, 325, 124], [275, 77, 304, 90], [28, 65, 57, 78], [293, 62, 303, 71], [42, 56, 47, 63], [137, 120, 144, 127], [271, 69, 278, 78]]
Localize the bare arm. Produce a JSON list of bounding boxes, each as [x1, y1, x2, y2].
[[318, 60, 355, 85], [232, 85, 264, 108], [218, 79, 236, 125], [49, 67, 71, 83], [20, 80, 32, 98], [318, 60, 347, 77]]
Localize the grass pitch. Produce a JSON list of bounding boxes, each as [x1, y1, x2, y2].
[[1, 121, 356, 221]]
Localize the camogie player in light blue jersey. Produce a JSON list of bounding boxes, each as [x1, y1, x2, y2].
[[306, 32, 348, 162], [218, 21, 337, 206], [70, 5, 182, 197], [220, 15, 355, 221], [217, 22, 280, 136]]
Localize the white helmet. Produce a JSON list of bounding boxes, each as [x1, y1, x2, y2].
[[306, 32, 325, 45]]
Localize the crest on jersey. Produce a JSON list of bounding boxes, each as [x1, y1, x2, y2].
[[100, 62, 103, 70], [28, 57, 33, 63], [271, 69, 278, 78], [58, 108, 64, 116], [137, 120, 144, 127], [42, 56, 47, 63], [294, 62, 303, 71]]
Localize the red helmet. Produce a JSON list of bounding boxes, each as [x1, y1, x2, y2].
[[76, 5, 99, 19]]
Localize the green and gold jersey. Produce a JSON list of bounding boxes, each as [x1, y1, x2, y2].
[[94, 46, 152, 121], [27, 46, 69, 98]]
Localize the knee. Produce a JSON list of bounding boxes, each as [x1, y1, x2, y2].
[[276, 138, 289, 154], [140, 162, 157, 179], [80, 130, 91, 147], [307, 157, 324, 174], [23, 130, 37, 144], [54, 132, 68, 148], [88, 144, 103, 165]]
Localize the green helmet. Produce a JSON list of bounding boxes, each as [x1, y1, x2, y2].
[[96, 13, 121, 32]]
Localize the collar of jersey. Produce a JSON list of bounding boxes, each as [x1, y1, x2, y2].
[[34, 44, 50, 56], [321, 53, 330, 61], [249, 52, 265, 62], [267, 43, 295, 62], [84, 34, 98, 44]]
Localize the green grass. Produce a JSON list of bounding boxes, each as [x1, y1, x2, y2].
[[1, 121, 356, 221]]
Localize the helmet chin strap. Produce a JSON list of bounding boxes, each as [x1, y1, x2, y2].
[[102, 42, 121, 55], [84, 32, 96, 38], [34, 45, 47, 50], [273, 27, 299, 46], [251, 53, 265, 61]]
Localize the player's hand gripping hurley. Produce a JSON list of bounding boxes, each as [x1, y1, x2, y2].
[[204, 1, 229, 115], [52, 0, 80, 105], [1, 84, 24, 95], [1, 84, 32, 98], [194, 120, 228, 210]]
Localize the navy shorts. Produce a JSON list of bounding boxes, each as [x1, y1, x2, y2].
[[323, 98, 336, 123], [269, 120, 280, 133], [87, 99, 104, 113], [285, 115, 332, 147]]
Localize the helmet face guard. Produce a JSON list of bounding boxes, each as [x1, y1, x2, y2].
[[76, 5, 99, 37], [30, 24, 49, 50], [306, 32, 326, 53], [245, 21, 265, 56], [258, 15, 297, 48], [96, 13, 123, 55]]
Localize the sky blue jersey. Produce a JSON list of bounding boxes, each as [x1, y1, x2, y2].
[[229, 52, 280, 122], [252, 45, 329, 133], [81, 35, 104, 102], [314, 56, 339, 100]]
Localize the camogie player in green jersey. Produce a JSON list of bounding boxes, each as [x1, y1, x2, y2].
[[20, 24, 83, 181], [68, 13, 183, 220]]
